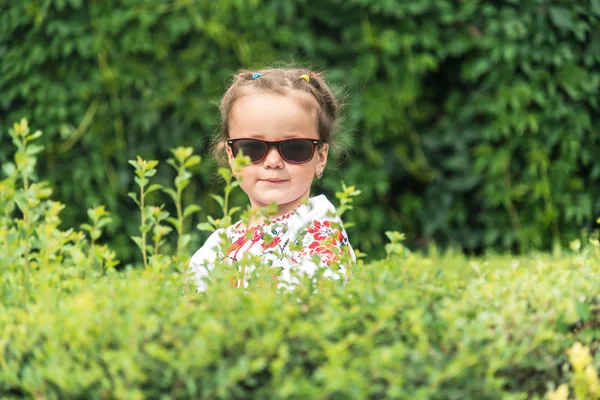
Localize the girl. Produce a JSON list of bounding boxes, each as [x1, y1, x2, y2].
[[188, 68, 355, 292]]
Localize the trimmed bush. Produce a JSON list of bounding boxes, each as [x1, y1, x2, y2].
[[2, 119, 600, 399], [2, 251, 600, 399]]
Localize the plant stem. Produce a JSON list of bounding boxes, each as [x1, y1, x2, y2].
[[21, 136, 31, 302], [154, 233, 160, 258], [141, 183, 148, 269], [88, 223, 95, 278], [223, 177, 231, 217], [176, 185, 183, 257]]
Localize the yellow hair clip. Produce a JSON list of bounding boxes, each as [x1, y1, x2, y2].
[[300, 74, 310, 82]]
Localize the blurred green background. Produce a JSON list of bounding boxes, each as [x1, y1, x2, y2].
[[1, 0, 599, 263]]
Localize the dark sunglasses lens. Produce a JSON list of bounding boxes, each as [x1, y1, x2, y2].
[[280, 139, 314, 163], [232, 140, 267, 162]]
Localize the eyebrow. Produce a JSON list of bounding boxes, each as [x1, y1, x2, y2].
[[239, 132, 308, 139]]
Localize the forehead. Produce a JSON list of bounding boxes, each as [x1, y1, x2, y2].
[[229, 92, 319, 139]]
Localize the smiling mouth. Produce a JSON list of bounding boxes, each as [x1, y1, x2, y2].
[[261, 179, 288, 183]]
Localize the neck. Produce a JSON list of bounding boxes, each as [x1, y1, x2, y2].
[[248, 191, 311, 224]]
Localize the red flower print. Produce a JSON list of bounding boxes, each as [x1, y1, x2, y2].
[[308, 241, 337, 264], [307, 220, 336, 241], [313, 231, 328, 241], [251, 227, 262, 242], [226, 234, 247, 256], [262, 236, 282, 250], [307, 223, 320, 234], [315, 247, 336, 264]]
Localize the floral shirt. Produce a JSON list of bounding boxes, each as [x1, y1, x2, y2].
[[188, 195, 355, 292]]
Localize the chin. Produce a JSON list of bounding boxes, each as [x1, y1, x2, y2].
[[254, 193, 301, 207], [256, 195, 289, 206]]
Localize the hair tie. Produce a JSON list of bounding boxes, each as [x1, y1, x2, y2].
[[252, 73, 262, 80], [299, 74, 310, 82]]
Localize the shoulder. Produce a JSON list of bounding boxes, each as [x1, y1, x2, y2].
[[298, 195, 355, 259], [284, 195, 345, 237], [289, 195, 351, 247], [294, 194, 339, 224], [189, 227, 228, 266]]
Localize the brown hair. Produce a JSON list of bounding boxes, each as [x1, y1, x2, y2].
[[211, 67, 346, 165]]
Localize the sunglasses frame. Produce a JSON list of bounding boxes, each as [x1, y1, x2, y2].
[[226, 138, 324, 164]]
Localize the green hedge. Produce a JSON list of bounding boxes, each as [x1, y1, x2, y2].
[[2, 119, 600, 399], [1, 0, 599, 261], [2, 252, 600, 399]]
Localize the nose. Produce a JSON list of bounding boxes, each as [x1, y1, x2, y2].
[[262, 145, 284, 169]]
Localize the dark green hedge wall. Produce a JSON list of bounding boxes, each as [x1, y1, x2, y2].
[[1, 0, 599, 260]]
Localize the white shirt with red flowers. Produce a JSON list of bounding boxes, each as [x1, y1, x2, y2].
[[188, 195, 355, 292]]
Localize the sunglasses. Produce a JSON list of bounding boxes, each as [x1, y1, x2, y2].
[[227, 138, 323, 164]]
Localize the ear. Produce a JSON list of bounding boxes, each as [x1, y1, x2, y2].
[[316, 143, 329, 172], [225, 142, 235, 169]]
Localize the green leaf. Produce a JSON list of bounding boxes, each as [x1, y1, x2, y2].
[[462, 58, 493, 81], [166, 159, 178, 169], [557, 64, 588, 99], [181, 234, 192, 248], [131, 236, 144, 251], [548, 7, 574, 31], [197, 222, 215, 232], [163, 188, 178, 203], [210, 194, 224, 209], [183, 204, 202, 218], [134, 177, 148, 188], [167, 217, 179, 229], [575, 301, 590, 322], [25, 144, 44, 156], [86, 209, 97, 221], [184, 155, 201, 168], [146, 160, 159, 170], [592, 0, 600, 16], [146, 184, 163, 195], [28, 130, 43, 141], [218, 168, 231, 181], [91, 228, 101, 240], [228, 206, 241, 217], [2, 162, 16, 177], [97, 218, 112, 229], [128, 192, 140, 206], [174, 176, 189, 191], [172, 146, 193, 162]]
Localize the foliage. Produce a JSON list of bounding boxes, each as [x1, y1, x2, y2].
[[545, 342, 600, 400], [2, 121, 600, 399], [1, 1, 599, 261], [3, 234, 600, 398]]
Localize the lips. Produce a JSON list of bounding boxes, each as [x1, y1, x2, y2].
[[260, 178, 288, 183]]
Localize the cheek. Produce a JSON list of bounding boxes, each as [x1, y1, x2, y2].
[[237, 165, 256, 180], [290, 164, 316, 181]]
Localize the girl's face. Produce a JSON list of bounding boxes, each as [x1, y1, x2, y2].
[[226, 92, 328, 217]]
